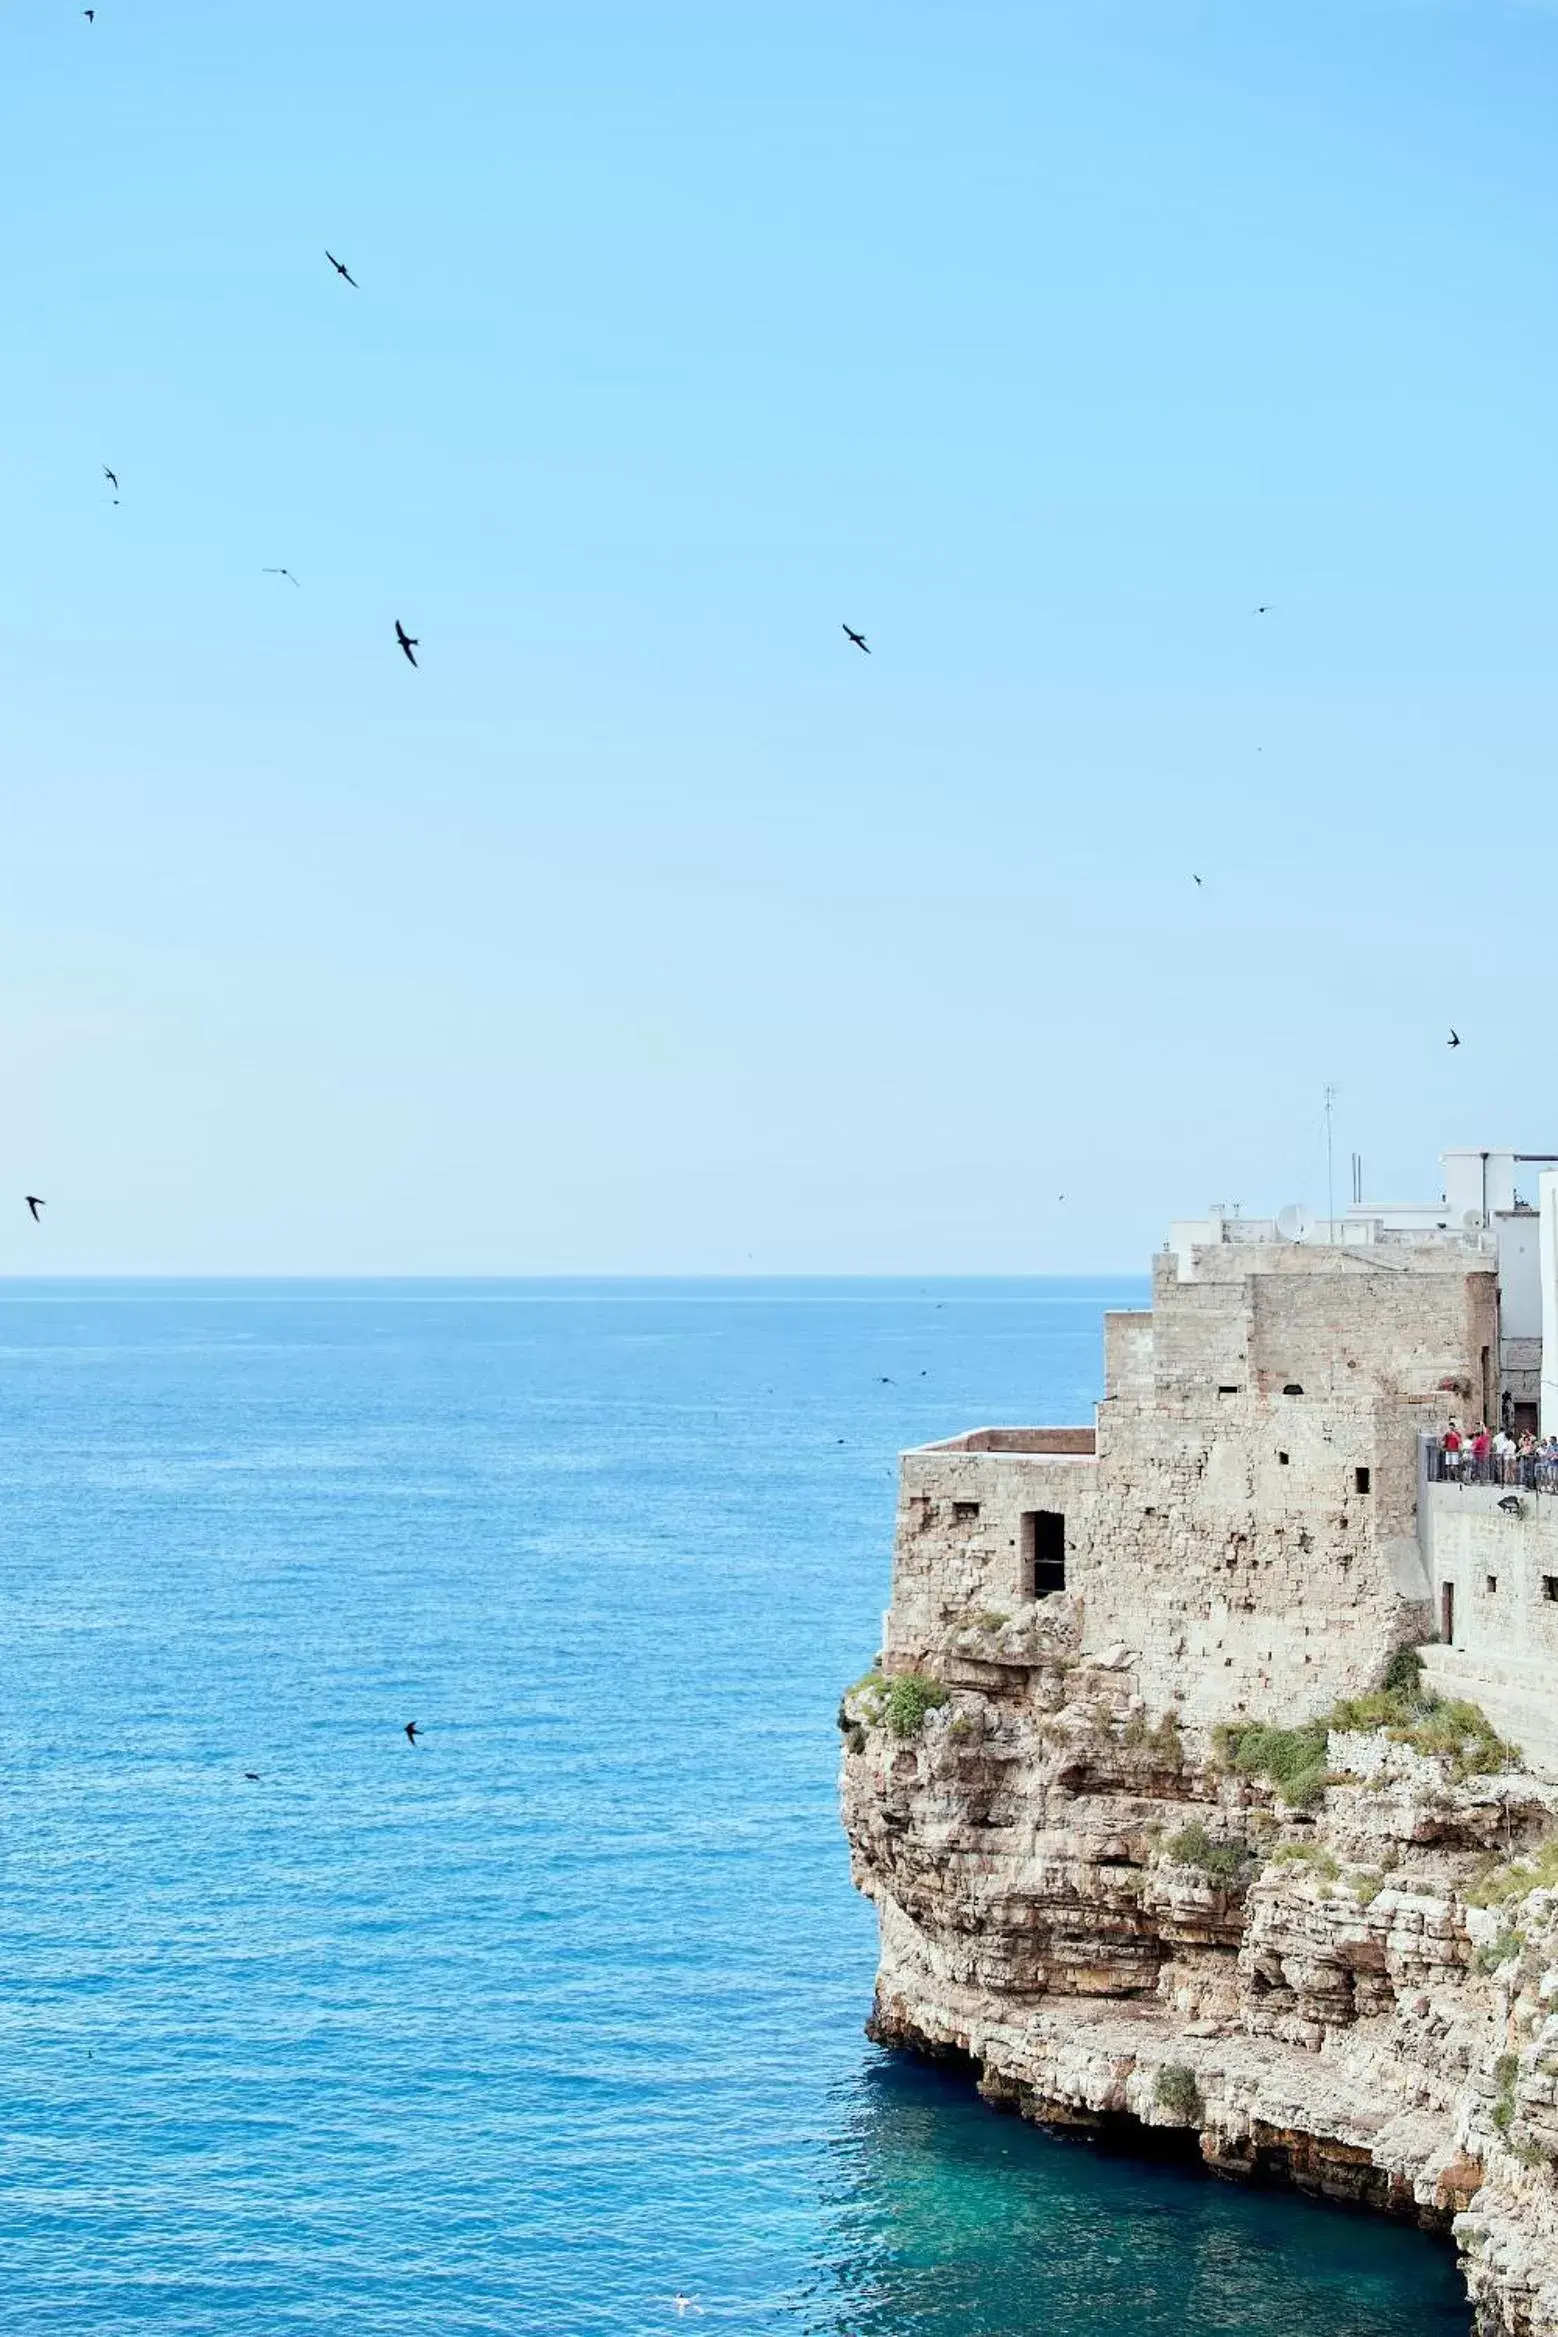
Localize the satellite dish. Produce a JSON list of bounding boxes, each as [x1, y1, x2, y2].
[[1276, 1202, 1312, 1243]]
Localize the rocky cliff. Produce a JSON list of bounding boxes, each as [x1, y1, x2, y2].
[[840, 1599, 1558, 2335]]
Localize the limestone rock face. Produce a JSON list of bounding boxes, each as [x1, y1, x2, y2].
[[840, 1627, 1558, 2335]]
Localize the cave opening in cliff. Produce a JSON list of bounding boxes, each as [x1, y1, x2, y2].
[[1022, 1510, 1066, 1598]]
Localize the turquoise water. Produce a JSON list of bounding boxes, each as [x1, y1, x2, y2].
[[0, 1279, 1471, 2335]]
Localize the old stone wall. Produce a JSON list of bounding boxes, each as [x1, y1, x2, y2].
[[1081, 1391, 1431, 1733], [887, 1243, 1494, 1736], [1429, 1487, 1558, 1666], [1419, 1484, 1558, 1776], [885, 1445, 1098, 1668]]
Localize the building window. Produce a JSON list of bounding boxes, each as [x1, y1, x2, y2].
[[953, 1501, 980, 1523], [1283, 1383, 1304, 1397], [1486, 1576, 1498, 1595], [1022, 1511, 1066, 1599], [1218, 1385, 1240, 1396], [1278, 1451, 1290, 1466], [1355, 1466, 1371, 1495], [1544, 1578, 1558, 1605]]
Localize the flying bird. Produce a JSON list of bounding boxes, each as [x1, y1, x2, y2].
[[244, 1772, 260, 1782], [1448, 1029, 1461, 1049], [404, 1721, 421, 1745], [83, 8, 94, 19], [103, 466, 119, 501], [395, 620, 419, 668], [25, 1196, 44, 1222], [325, 251, 358, 287], [1192, 874, 1202, 886], [1253, 604, 1272, 615], [263, 567, 300, 587], [842, 624, 870, 653]]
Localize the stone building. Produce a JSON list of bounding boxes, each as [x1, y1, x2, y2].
[[885, 1149, 1556, 1750]]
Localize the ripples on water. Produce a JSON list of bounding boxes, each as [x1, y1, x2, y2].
[[0, 1280, 1471, 2334]]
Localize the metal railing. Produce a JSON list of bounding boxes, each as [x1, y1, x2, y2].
[[1425, 1443, 1558, 1495]]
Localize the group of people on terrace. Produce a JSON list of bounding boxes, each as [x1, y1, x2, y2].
[[1436, 1420, 1558, 1491]]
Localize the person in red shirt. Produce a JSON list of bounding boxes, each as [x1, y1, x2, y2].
[[1472, 1425, 1492, 1468]]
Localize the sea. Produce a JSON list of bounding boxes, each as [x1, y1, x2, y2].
[[0, 1278, 1473, 2336]]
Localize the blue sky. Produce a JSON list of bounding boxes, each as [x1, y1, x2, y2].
[[1, 0, 1554, 1271]]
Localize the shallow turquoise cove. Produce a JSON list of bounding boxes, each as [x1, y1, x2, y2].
[[0, 1279, 1471, 2333]]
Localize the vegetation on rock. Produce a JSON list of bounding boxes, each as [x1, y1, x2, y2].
[[1153, 2064, 1203, 2123], [1467, 1840, 1558, 1909], [1474, 1925, 1526, 1974], [1270, 1840, 1342, 1882], [1163, 1821, 1249, 1888], [883, 1672, 950, 1738], [1489, 2052, 1524, 2139], [1121, 1707, 1184, 1763], [1215, 1658, 1517, 1810]]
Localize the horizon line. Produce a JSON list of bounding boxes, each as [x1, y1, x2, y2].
[[0, 1266, 1151, 1285]]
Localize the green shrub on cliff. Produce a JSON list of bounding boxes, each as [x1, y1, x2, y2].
[[884, 1673, 950, 1739], [1491, 2055, 1523, 2138], [1153, 2064, 1203, 2123], [1123, 1707, 1184, 1764], [1382, 1644, 1425, 1698], [1220, 1717, 1332, 1810], [1467, 1840, 1558, 1909], [1164, 1821, 1249, 1888], [1215, 1657, 1517, 1811], [1474, 1924, 1526, 1973], [1271, 1840, 1342, 1883]]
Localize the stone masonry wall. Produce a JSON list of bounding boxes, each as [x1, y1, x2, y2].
[[1419, 1485, 1558, 1776], [887, 1243, 1496, 1738], [885, 1446, 1098, 1669]]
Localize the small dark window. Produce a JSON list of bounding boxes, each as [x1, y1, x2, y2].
[[1545, 1578, 1558, 1605], [1218, 1385, 1240, 1396], [1278, 1451, 1290, 1466], [952, 1501, 980, 1523], [1283, 1383, 1304, 1397], [1355, 1466, 1371, 1495], [1486, 1575, 1498, 1595], [1022, 1510, 1066, 1598]]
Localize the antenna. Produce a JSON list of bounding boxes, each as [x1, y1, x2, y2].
[[1323, 1085, 1338, 1241], [1351, 1152, 1363, 1207]]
